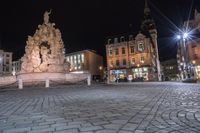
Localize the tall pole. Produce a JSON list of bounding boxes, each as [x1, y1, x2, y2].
[[178, 39, 184, 80], [183, 38, 187, 79], [183, 38, 191, 79]]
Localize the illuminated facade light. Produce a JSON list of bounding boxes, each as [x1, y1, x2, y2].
[[99, 66, 103, 70], [192, 60, 196, 64]]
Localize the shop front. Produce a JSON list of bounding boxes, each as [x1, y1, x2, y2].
[[194, 65, 200, 79], [131, 67, 150, 81], [109, 69, 127, 82]]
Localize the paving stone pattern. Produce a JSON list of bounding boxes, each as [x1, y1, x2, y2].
[[0, 82, 200, 133]]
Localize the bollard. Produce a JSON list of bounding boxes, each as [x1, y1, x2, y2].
[[87, 76, 91, 86], [18, 79, 23, 89], [45, 79, 50, 88]]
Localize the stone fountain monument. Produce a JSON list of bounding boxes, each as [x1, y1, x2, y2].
[[0, 11, 90, 87], [21, 11, 67, 73], [17, 11, 70, 82]]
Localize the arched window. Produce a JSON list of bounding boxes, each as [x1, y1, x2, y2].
[[108, 39, 112, 44], [120, 36, 125, 42], [129, 35, 133, 41], [138, 43, 144, 52]]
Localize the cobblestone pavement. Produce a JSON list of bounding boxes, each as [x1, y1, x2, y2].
[[0, 82, 200, 133]]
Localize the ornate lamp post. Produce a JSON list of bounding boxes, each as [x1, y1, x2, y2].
[[176, 32, 190, 80]]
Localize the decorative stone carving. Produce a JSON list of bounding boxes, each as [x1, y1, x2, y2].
[[20, 11, 69, 73], [44, 10, 51, 25]]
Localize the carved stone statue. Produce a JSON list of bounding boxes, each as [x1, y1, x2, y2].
[[44, 10, 51, 25], [20, 11, 70, 73]]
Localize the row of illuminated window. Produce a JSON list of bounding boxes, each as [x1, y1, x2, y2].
[[71, 65, 82, 70], [110, 57, 145, 67], [165, 66, 174, 70], [107, 35, 146, 44], [108, 43, 145, 56], [66, 54, 84, 65], [0, 58, 10, 65]]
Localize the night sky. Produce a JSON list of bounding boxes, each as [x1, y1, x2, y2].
[[0, 0, 200, 62]]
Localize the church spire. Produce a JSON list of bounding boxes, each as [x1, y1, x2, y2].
[[141, 0, 156, 33], [144, 0, 150, 14]]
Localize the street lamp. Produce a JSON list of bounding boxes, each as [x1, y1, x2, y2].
[[176, 32, 189, 40], [183, 32, 189, 39], [176, 35, 181, 40], [176, 31, 190, 80]]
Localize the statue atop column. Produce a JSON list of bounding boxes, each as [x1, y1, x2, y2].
[[44, 10, 51, 25]]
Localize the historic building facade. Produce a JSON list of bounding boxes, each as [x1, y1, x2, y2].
[[0, 49, 12, 75], [65, 50, 103, 80], [106, 0, 161, 82], [177, 9, 200, 80]]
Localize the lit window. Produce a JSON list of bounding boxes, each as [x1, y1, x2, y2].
[[6, 59, 9, 64], [123, 59, 126, 65], [116, 60, 120, 66], [138, 43, 144, 52], [81, 54, 84, 62], [122, 47, 126, 54], [109, 49, 112, 56], [115, 48, 119, 55], [66, 57, 69, 62], [74, 60, 77, 64], [130, 46, 134, 53], [141, 57, 144, 63], [131, 58, 135, 64], [78, 55, 80, 63], [143, 67, 148, 71]]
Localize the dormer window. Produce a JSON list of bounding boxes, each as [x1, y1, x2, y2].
[[109, 48, 112, 56], [138, 42, 144, 52], [120, 36, 125, 42], [129, 35, 133, 41]]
